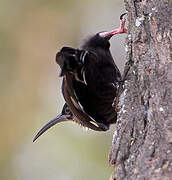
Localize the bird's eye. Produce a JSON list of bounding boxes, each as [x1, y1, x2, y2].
[[65, 107, 70, 114]]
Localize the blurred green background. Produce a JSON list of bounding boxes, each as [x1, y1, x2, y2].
[[0, 0, 126, 180]]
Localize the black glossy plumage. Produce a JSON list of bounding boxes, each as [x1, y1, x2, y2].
[[33, 14, 127, 142], [55, 33, 122, 130]]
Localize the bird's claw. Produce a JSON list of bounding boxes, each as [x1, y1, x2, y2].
[[120, 13, 127, 20], [118, 13, 128, 34]]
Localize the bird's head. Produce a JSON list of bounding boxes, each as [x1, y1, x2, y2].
[[33, 104, 73, 142], [33, 103, 109, 142]]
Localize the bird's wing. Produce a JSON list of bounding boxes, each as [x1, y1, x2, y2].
[[62, 73, 107, 131], [56, 47, 109, 131], [60, 46, 76, 54]]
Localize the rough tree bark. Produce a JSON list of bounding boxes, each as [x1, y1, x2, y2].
[[109, 0, 172, 179]]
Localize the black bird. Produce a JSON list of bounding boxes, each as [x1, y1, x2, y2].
[[33, 14, 127, 142]]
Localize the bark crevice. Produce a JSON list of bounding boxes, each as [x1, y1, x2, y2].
[[109, 1, 172, 179]]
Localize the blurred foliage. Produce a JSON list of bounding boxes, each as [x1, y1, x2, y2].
[[0, 0, 125, 180]]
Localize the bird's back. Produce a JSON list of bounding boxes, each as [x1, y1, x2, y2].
[[72, 46, 121, 125]]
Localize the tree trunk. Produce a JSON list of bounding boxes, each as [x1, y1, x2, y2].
[[109, 1, 172, 179]]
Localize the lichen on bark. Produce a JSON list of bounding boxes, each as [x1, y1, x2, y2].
[[109, 1, 172, 179]]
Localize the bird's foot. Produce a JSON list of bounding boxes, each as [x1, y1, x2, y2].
[[117, 13, 128, 34], [107, 13, 127, 36]]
